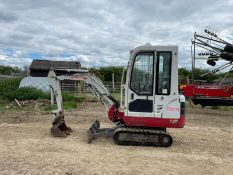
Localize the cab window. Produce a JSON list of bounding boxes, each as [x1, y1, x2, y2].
[[156, 52, 172, 95], [130, 52, 154, 95]]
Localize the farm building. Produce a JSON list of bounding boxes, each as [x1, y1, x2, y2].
[[30, 60, 81, 77], [29, 60, 81, 92]]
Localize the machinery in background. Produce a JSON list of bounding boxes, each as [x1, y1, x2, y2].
[[184, 27, 233, 107], [48, 44, 185, 147], [184, 84, 233, 106]]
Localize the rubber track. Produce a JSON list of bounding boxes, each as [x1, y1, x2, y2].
[[113, 127, 173, 147]]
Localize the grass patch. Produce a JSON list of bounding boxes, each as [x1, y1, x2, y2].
[[45, 92, 85, 111], [63, 101, 77, 109], [220, 106, 233, 111], [13, 87, 49, 101], [210, 106, 220, 110], [0, 79, 84, 111], [0, 97, 8, 112], [0, 78, 50, 112], [62, 91, 85, 102]]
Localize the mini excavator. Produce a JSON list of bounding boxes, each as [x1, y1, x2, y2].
[[48, 43, 186, 147]]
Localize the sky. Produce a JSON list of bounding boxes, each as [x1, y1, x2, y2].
[[0, 0, 233, 69]]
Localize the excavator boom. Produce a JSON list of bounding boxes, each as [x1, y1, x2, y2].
[[48, 69, 119, 137]]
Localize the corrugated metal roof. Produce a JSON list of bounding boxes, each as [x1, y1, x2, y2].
[[30, 60, 81, 70]]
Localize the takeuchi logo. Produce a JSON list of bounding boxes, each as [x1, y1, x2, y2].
[[70, 74, 85, 80], [166, 106, 180, 112]]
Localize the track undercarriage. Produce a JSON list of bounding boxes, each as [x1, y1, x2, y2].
[[87, 120, 173, 147], [50, 116, 173, 147]]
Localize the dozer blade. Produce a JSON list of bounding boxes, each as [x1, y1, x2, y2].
[[51, 111, 72, 137], [87, 120, 115, 143], [87, 120, 100, 143]]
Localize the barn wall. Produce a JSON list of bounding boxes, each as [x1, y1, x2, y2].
[[30, 69, 77, 91], [30, 70, 49, 77]]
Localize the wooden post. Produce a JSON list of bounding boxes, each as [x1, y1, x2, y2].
[[112, 73, 115, 93], [186, 76, 189, 85], [189, 98, 192, 108], [75, 80, 77, 94], [82, 81, 86, 96]]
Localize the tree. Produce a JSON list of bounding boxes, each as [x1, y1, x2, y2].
[[178, 68, 191, 78], [193, 68, 219, 83], [0, 66, 22, 75], [90, 66, 124, 82]]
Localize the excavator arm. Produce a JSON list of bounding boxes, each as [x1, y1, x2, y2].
[[47, 69, 120, 138]]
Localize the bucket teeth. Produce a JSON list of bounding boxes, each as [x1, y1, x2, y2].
[[51, 111, 72, 137], [51, 125, 68, 137]]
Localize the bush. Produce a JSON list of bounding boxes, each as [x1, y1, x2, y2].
[[61, 91, 85, 109], [62, 91, 85, 102], [0, 78, 21, 96], [63, 101, 77, 109], [0, 78, 49, 101], [62, 91, 78, 101], [14, 87, 49, 101], [45, 93, 85, 111], [0, 78, 85, 111]]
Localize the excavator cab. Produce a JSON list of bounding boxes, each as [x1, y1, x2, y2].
[[124, 44, 184, 125]]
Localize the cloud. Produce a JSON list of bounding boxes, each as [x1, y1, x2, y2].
[[0, 48, 32, 67], [0, 11, 17, 23], [0, 0, 232, 69]]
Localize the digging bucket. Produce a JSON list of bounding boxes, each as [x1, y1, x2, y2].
[[51, 111, 72, 137]]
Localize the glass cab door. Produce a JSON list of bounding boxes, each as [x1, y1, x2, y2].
[[154, 51, 180, 119], [126, 52, 155, 117]]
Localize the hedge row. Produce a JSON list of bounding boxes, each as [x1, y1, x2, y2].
[[0, 78, 49, 101], [0, 78, 85, 110]]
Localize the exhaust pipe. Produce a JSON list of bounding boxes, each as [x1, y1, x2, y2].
[[51, 111, 72, 137]]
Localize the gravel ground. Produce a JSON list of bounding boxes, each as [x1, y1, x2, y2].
[[0, 101, 233, 175]]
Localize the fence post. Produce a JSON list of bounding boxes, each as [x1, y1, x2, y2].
[[82, 81, 86, 96], [112, 73, 115, 93]]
